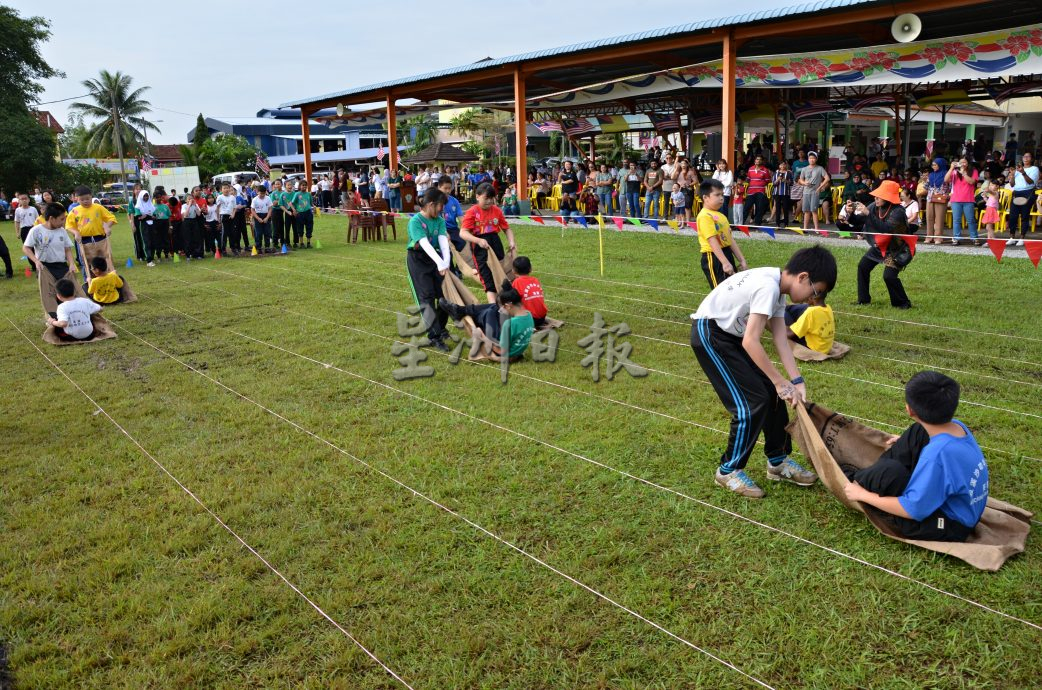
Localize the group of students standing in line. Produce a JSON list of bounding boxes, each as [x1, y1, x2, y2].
[[127, 178, 316, 266]]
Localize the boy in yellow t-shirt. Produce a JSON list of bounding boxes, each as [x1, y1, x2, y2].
[[85, 256, 124, 304], [696, 179, 747, 288], [66, 185, 117, 270], [785, 291, 835, 354]]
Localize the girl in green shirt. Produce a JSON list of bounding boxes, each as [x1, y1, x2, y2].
[[441, 280, 534, 362], [270, 179, 288, 249], [406, 188, 452, 350]]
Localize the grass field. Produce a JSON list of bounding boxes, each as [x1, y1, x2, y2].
[[2, 213, 1041, 689]]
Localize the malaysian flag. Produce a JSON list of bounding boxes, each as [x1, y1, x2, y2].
[[141, 157, 152, 174], [562, 118, 594, 136], [377, 144, 385, 160], [789, 100, 834, 120], [847, 94, 895, 112], [255, 153, 270, 174], [688, 111, 720, 129], [648, 112, 681, 133], [534, 121, 564, 133]]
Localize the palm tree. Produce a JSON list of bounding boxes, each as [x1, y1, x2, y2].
[[70, 70, 161, 157], [396, 115, 439, 154]]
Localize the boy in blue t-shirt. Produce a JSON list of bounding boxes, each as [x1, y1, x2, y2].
[[437, 175, 465, 278], [844, 371, 988, 542]]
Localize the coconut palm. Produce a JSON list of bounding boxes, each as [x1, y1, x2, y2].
[[69, 70, 160, 157]]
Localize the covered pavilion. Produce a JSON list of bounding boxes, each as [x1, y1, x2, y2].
[[282, 0, 1041, 201]]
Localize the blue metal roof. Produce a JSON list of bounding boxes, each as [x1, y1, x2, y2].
[[280, 0, 880, 107]]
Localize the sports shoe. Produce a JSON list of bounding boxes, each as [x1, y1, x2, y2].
[[430, 336, 450, 353], [147, 261, 155, 267], [1016, 239, 1025, 247], [440, 300, 465, 321], [1006, 238, 1017, 246], [715, 469, 765, 499], [766, 457, 818, 486]]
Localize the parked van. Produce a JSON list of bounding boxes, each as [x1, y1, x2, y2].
[[212, 171, 260, 188]]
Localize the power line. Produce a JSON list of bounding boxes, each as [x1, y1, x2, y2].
[[34, 93, 90, 105]]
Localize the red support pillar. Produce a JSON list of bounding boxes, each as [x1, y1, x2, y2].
[[513, 68, 528, 200], [301, 109, 313, 192], [386, 94, 398, 174], [720, 29, 737, 170]]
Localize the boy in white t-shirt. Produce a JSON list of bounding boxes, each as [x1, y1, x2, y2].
[[213, 184, 238, 254], [250, 186, 274, 253], [690, 245, 837, 498], [48, 278, 102, 341]]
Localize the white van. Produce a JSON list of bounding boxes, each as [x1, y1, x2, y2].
[[212, 171, 260, 188]]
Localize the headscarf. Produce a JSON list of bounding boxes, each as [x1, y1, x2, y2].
[[927, 158, 948, 189], [136, 190, 155, 215]]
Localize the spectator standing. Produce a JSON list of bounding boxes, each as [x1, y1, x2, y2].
[[643, 159, 664, 219], [945, 157, 980, 246], [712, 159, 734, 217], [924, 158, 950, 244], [771, 162, 793, 228], [661, 152, 676, 219], [745, 156, 772, 226], [1007, 151, 1038, 246], [798, 151, 830, 233]]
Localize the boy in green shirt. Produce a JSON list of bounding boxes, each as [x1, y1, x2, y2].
[[270, 179, 288, 249], [149, 193, 171, 265], [289, 181, 314, 248]]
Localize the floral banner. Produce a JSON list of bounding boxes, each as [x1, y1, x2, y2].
[[531, 24, 1042, 110]]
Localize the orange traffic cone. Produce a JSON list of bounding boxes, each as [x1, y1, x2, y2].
[[214, 248, 222, 259], [25, 267, 32, 278]]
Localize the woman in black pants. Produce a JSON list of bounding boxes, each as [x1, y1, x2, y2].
[[850, 180, 913, 309]]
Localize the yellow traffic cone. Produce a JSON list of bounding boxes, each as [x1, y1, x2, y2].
[[251, 245, 258, 257]]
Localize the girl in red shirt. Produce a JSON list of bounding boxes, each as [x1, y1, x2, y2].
[[459, 182, 516, 303]]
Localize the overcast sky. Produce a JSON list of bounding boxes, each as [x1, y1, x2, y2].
[[22, 0, 790, 145]]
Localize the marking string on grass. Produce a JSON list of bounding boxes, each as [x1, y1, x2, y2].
[[292, 253, 1042, 422], [3, 315, 416, 690], [106, 315, 775, 690], [190, 258, 1041, 462], [171, 268, 1041, 465], [132, 294, 1042, 633]]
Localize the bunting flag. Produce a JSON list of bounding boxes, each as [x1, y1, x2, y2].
[[817, 229, 830, 238], [666, 220, 679, 233], [987, 238, 1007, 263], [686, 221, 698, 231], [837, 230, 852, 238], [562, 118, 595, 136], [760, 226, 775, 238], [554, 215, 566, 226], [530, 215, 545, 225], [791, 226, 805, 235], [576, 216, 588, 228], [647, 219, 660, 231], [737, 225, 750, 236], [1026, 239, 1042, 268], [596, 214, 605, 229], [596, 115, 630, 134], [874, 234, 891, 257], [628, 218, 642, 227], [613, 216, 624, 230], [520, 216, 532, 223], [648, 112, 681, 133], [534, 121, 564, 133]]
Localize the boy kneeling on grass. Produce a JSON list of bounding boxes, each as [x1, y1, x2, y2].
[[48, 278, 102, 341], [85, 256, 124, 305], [691, 245, 838, 498], [784, 289, 834, 355], [843, 371, 988, 542]]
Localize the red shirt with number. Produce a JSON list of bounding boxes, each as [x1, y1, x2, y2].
[[461, 205, 509, 235], [512, 275, 547, 319]]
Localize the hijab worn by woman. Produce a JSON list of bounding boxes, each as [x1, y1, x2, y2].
[[927, 158, 948, 189]]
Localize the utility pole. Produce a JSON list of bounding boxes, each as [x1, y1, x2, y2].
[[110, 90, 129, 204]]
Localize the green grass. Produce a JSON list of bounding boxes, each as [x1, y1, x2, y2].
[[2, 214, 1041, 689]]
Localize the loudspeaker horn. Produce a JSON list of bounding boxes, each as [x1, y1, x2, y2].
[[336, 103, 345, 116], [891, 13, 921, 43]]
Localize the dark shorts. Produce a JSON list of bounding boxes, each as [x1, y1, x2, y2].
[[471, 233, 505, 293]]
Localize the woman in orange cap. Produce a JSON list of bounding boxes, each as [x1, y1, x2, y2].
[[849, 179, 914, 309]]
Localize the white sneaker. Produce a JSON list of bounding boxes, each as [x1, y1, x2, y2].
[[1016, 240, 1025, 247], [147, 261, 155, 267], [1006, 239, 1016, 246]]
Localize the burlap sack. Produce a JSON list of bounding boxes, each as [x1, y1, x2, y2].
[[792, 340, 851, 362], [80, 239, 137, 303], [43, 313, 117, 346], [440, 271, 480, 337], [788, 402, 1032, 571], [452, 243, 517, 289]]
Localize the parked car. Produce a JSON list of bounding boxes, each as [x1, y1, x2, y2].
[[212, 171, 260, 188]]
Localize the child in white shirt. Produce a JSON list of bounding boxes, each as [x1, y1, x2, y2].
[[48, 278, 102, 341]]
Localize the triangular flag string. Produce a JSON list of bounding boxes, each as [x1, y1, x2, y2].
[[613, 216, 624, 230], [874, 234, 892, 257], [554, 215, 566, 227], [577, 216, 589, 228], [647, 219, 659, 232], [737, 225, 751, 236], [666, 220, 679, 233], [530, 216, 545, 225], [760, 226, 775, 238], [902, 234, 917, 257]]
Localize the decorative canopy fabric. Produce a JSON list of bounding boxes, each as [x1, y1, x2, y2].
[[527, 24, 1042, 110]]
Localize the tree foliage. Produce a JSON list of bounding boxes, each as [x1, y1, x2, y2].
[[69, 70, 160, 157], [395, 115, 439, 155], [0, 7, 61, 111], [41, 162, 110, 194], [195, 134, 261, 182], [0, 6, 62, 193]]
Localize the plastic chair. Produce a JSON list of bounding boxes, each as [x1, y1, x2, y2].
[[369, 198, 395, 241]]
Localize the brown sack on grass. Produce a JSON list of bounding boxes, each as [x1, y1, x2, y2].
[[79, 239, 137, 303], [792, 341, 850, 362], [788, 402, 1032, 571], [452, 243, 517, 288], [538, 317, 564, 331], [43, 313, 117, 346]]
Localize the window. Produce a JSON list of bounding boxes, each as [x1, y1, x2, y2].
[[359, 136, 389, 149]]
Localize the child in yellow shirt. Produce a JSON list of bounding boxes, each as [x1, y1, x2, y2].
[[696, 179, 747, 288], [785, 290, 835, 354], [85, 256, 125, 304]]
